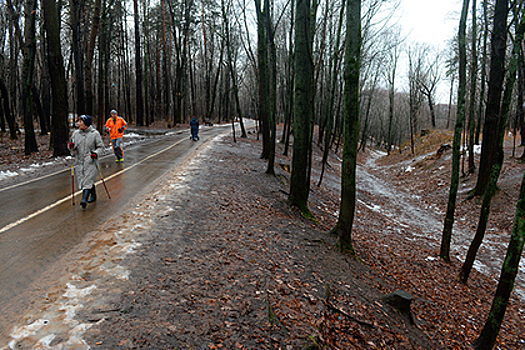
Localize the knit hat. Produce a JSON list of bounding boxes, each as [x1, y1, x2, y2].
[[79, 115, 92, 126]]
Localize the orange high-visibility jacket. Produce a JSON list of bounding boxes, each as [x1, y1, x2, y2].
[[105, 116, 128, 140]]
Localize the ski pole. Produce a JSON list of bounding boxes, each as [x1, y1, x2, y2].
[[70, 150, 75, 205], [94, 158, 111, 200]]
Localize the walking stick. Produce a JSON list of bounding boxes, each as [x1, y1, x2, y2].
[[70, 150, 75, 205], [94, 158, 111, 200]]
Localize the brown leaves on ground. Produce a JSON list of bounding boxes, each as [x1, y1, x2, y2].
[[83, 128, 524, 349]]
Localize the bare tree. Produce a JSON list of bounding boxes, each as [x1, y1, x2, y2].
[[318, 0, 345, 186], [441, 0, 469, 262], [406, 45, 424, 154], [384, 28, 402, 155], [42, 0, 69, 156], [467, 0, 478, 173], [334, 0, 361, 254], [84, 0, 101, 116], [17, 0, 39, 154], [289, 0, 315, 214], [472, 0, 508, 197], [70, 0, 86, 115], [460, 3, 525, 284], [133, 0, 145, 126], [418, 47, 441, 129]]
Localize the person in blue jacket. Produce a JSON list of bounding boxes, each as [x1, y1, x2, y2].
[[190, 116, 199, 141]]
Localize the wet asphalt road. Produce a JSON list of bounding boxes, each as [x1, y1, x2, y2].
[[0, 125, 231, 340]]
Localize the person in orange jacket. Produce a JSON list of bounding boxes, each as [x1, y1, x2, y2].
[[105, 110, 128, 162]]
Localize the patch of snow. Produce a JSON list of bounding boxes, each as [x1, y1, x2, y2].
[[8, 319, 50, 348], [66, 323, 95, 346], [358, 199, 382, 213], [99, 265, 130, 280], [116, 241, 142, 255], [370, 149, 387, 157], [425, 256, 438, 261], [0, 170, 19, 181], [123, 132, 141, 138], [33, 334, 55, 348], [10, 320, 49, 340], [405, 166, 414, 173], [370, 204, 381, 212], [60, 304, 81, 321], [63, 283, 96, 299]]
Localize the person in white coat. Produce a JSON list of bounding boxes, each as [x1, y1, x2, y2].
[[68, 115, 104, 208]]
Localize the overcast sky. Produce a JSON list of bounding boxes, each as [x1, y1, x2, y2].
[[392, 0, 463, 103], [398, 0, 463, 50]]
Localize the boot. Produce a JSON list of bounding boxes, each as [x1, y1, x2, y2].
[[87, 186, 97, 203], [80, 189, 90, 208]]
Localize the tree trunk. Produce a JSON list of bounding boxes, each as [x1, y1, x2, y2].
[[262, 0, 276, 174], [387, 46, 398, 155], [84, 0, 101, 116], [318, 0, 345, 185], [288, 0, 314, 214], [334, 0, 361, 254], [70, 0, 85, 115], [282, 0, 295, 157], [519, 50, 525, 154], [446, 74, 454, 130], [476, 0, 489, 146], [21, 0, 39, 155], [32, 87, 47, 135], [473, 0, 507, 197], [255, 0, 270, 160], [473, 161, 525, 350], [209, 43, 224, 122], [460, 8, 525, 283], [161, 0, 172, 123], [223, 0, 247, 140], [0, 96, 5, 133], [166, 0, 192, 125], [467, 0, 478, 173], [429, 95, 436, 128], [97, 0, 107, 130], [133, 0, 144, 126], [266, 36, 276, 174], [142, 0, 151, 126], [42, 0, 69, 156], [359, 68, 379, 152], [440, 0, 469, 262], [0, 78, 17, 140]]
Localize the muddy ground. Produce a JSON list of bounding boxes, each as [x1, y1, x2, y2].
[[1, 128, 524, 349]]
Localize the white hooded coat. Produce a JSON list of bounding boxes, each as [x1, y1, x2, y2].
[[70, 125, 104, 190]]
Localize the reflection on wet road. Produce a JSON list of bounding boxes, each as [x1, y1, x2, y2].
[[0, 126, 230, 340]]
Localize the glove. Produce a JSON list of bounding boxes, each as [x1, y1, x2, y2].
[[91, 152, 98, 160], [68, 142, 74, 150], [118, 128, 124, 133]]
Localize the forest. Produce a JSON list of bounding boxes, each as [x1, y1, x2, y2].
[[1, 0, 525, 348]]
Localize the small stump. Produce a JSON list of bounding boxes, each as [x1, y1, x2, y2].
[[381, 290, 416, 324]]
